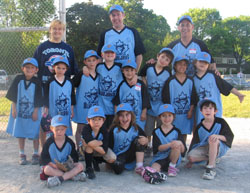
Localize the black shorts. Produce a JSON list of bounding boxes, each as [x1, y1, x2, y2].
[[155, 157, 171, 171]]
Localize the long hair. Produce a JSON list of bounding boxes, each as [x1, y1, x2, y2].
[[110, 111, 138, 132]]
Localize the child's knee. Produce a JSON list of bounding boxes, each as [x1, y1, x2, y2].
[[75, 162, 84, 172]]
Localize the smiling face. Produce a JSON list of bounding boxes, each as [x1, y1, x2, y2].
[[178, 19, 194, 39], [118, 111, 132, 129], [53, 63, 68, 78], [122, 67, 136, 81], [174, 60, 188, 74], [49, 23, 65, 42], [159, 112, 174, 127], [102, 51, 116, 63], [22, 64, 38, 80], [157, 52, 172, 68], [109, 10, 125, 30], [84, 56, 99, 71], [195, 60, 209, 73], [88, 117, 105, 130]]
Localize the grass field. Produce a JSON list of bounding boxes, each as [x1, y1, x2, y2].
[[0, 91, 249, 118]]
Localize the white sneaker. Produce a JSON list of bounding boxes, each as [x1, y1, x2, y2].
[[202, 167, 216, 180], [47, 176, 61, 188], [72, 171, 86, 182]]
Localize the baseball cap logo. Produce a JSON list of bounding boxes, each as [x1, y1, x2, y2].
[[204, 54, 208, 57], [27, 58, 31, 61], [59, 56, 64, 59], [127, 60, 131, 63], [91, 51, 95, 54], [58, 117, 62, 121], [94, 107, 99, 112], [119, 104, 124, 108], [164, 105, 168, 109], [107, 44, 111, 48]]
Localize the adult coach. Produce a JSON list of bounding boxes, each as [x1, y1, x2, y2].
[[167, 15, 216, 76], [97, 5, 146, 70]]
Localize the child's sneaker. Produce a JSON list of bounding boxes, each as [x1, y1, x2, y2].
[[202, 167, 216, 180], [31, 154, 39, 165], [85, 167, 96, 179], [167, 166, 178, 177], [19, 154, 27, 165], [135, 166, 144, 175], [47, 176, 61, 188], [72, 171, 87, 182]]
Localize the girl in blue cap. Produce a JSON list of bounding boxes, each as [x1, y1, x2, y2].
[[6, 58, 43, 165], [151, 104, 187, 177], [109, 103, 148, 175]]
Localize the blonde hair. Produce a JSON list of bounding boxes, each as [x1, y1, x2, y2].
[[110, 111, 138, 131], [49, 19, 66, 31]]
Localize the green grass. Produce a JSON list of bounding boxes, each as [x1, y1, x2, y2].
[[222, 90, 250, 118], [0, 91, 250, 118]]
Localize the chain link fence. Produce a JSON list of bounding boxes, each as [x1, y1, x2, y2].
[[0, 0, 60, 137]]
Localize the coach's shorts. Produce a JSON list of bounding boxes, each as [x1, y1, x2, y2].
[[144, 114, 161, 136], [94, 148, 117, 161]]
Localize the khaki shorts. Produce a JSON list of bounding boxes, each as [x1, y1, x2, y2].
[[93, 148, 117, 161]]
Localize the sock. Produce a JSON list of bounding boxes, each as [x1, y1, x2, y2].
[[169, 162, 176, 168], [85, 152, 93, 168], [58, 176, 64, 183], [207, 165, 214, 169], [136, 162, 143, 168], [19, 150, 25, 155], [33, 149, 39, 155]]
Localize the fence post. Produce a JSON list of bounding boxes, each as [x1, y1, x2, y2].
[[59, 0, 66, 42]]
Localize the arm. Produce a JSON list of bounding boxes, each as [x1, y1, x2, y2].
[[136, 54, 143, 71], [187, 104, 195, 119], [32, 107, 39, 121], [11, 102, 17, 118], [230, 88, 245, 103], [140, 108, 147, 121]]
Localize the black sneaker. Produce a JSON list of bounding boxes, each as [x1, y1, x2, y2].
[[86, 167, 96, 179], [93, 160, 100, 172]]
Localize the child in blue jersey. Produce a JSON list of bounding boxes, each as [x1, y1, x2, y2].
[[44, 56, 76, 136], [113, 60, 150, 130], [82, 106, 116, 179], [40, 115, 86, 188], [6, 58, 42, 165], [151, 104, 186, 177], [186, 98, 234, 180], [72, 50, 100, 158], [139, 48, 174, 153], [194, 52, 245, 125], [162, 56, 198, 142], [109, 103, 148, 175]]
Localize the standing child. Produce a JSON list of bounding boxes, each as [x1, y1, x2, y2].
[[109, 103, 148, 175], [194, 52, 245, 124], [44, 56, 76, 136], [40, 115, 86, 188], [151, 104, 187, 177], [187, 98, 234, 180], [113, 60, 150, 130], [81, 105, 116, 179], [6, 58, 42, 165], [162, 56, 198, 142], [72, 50, 100, 158], [139, 48, 174, 151]]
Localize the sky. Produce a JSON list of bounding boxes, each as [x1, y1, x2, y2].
[[65, 0, 249, 31]]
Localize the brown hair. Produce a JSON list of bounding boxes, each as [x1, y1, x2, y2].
[[110, 111, 138, 131]]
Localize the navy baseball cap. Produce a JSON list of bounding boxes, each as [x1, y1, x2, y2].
[[196, 52, 211, 64], [198, 98, 217, 109], [174, 55, 189, 64], [22, 57, 38, 67], [109, 5, 124, 14], [51, 115, 68, 127], [84, 50, 99, 60], [122, 60, 137, 69], [87, 105, 105, 119], [52, 55, 69, 66], [178, 15, 193, 25], [116, 103, 133, 113], [158, 104, 175, 116], [101, 44, 116, 53]]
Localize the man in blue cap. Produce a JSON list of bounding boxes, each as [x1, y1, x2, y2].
[[97, 4, 146, 71]]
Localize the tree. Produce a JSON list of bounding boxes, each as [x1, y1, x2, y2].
[[66, 1, 111, 68]]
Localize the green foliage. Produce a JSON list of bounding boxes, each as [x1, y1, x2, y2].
[[66, 2, 111, 68]]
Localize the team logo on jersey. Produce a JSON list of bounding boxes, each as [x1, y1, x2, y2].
[[99, 76, 116, 96], [84, 87, 98, 108], [18, 96, 33, 119], [45, 55, 61, 73], [117, 133, 137, 153], [198, 86, 211, 100], [174, 91, 189, 114], [123, 93, 138, 116], [115, 40, 129, 61], [148, 81, 161, 101], [55, 93, 70, 116]]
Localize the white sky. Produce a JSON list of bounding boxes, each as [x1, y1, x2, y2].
[[65, 0, 250, 31]]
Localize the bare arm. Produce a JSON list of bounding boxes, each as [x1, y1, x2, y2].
[[230, 88, 245, 103], [136, 54, 143, 71], [11, 102, 17, 118]]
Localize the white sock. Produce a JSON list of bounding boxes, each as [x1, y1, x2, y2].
[[136, 162, 143, 168], [169, 162, 176, 168]]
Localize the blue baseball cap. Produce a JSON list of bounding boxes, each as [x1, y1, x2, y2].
[[116, 103, 133, 113], [158, 104, 175, 116], [84, 50, 99, 60], [87, 105, 105, 119], [51, 115, 68, 127], [198, 98, 217, 109], [109, 5, 124, 14], [196, 52, 211, 64], [174, 56, 189, 65], [52, 55, 69, 66], [159, 48, 175, 58], [22, 57, 38, 67], [122, 60, 137, 69], [178, 15, 193, 25], [101, 44, 116, 53]]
